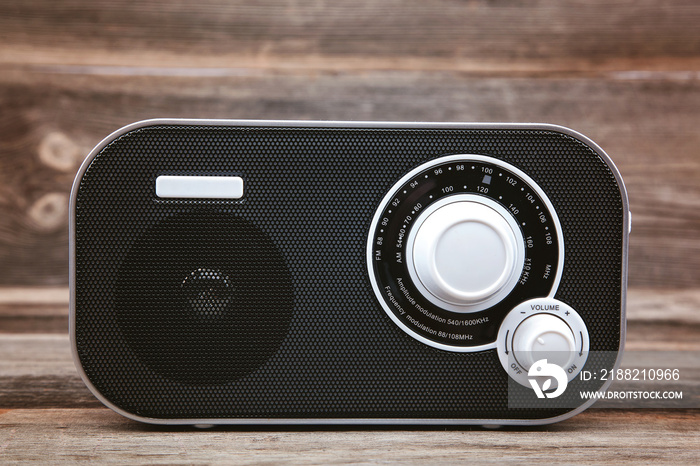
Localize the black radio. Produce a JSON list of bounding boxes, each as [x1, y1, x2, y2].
[[70, 120, 629, 425]]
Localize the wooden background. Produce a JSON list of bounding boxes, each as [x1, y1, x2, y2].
[[1, 0, 699, 463]]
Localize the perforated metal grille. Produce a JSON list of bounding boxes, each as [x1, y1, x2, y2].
[[73, 124, 624, 421], [115, 210, 294, 386]]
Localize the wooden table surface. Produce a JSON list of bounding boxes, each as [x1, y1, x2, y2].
[[1, 1, 700, 463]]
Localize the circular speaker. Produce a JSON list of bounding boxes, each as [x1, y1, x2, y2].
[[115, 210, 294, 386]]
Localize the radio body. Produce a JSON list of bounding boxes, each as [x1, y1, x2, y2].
[[70, 120, 629, 425]]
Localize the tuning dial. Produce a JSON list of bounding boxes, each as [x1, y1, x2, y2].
[[367, 154, 564, 350], [497, 298, 589, 387], [406, 194, 525, 313]]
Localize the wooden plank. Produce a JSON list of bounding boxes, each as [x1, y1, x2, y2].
[[0, 68, 699, 287], [0, 288, 67, 304], [0, 313, 67, 333], [0, 334, 75, 377], [0, 408, 698, 464], [0, 335, 100, 408], [0, 288, 68, 332], [627, 321, 700, 351], [0, 376, 100, 410], [1, 1, 700, 72], [627, 289, 700, 325]]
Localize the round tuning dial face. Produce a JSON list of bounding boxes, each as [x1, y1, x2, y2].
[[367, 154, 564, 352]]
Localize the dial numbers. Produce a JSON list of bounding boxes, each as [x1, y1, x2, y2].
[[368, 155, 564, 352]]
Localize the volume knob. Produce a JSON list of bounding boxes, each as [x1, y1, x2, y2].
[[511, 313, 577, 371], [407, 195, 525, 312], [497, 298, 590, 388]]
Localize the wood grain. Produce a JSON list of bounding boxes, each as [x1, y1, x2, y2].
[[1, 0, 700, 72], [1, 68, 699, 288], [1, 1, 699, 289], [1, 2, 699, 463], [0, 409, 697, 464]]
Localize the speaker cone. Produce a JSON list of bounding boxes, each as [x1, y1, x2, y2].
[[115, 210, 294, 386]]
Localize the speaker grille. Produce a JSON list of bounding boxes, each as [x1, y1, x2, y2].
[[115, 210, 293, 386], [74, 125, 623, 420]]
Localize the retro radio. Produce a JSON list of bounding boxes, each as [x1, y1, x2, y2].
[[70, 120, 629, 425]]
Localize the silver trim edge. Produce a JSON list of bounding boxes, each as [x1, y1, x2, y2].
[[70, 119, 629, 426]]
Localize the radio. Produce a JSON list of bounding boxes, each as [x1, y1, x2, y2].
[[70, 120, 629, 425]]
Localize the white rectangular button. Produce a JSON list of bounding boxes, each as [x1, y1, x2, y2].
[[155, 176, 244, 199]]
